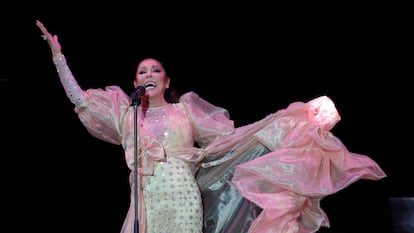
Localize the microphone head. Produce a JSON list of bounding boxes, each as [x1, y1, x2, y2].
[[135, 86, 146, 96], [130, 86, 146, 102]]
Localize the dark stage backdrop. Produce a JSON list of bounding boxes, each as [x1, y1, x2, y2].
[[8, 3, 411, 233]]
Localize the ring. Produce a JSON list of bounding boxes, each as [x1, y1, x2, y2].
[[41, 35, 47, 40]]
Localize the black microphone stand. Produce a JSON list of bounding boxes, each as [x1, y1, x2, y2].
[[130, 86, 145, 233], [132, 99, 140, 233]]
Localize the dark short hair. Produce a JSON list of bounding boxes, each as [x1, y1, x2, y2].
[[165, 87, 180, 103]]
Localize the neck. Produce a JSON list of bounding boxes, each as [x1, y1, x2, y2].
[[141, 98, 169, 109]]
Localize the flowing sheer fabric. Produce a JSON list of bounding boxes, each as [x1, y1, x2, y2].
[[197, 96, 386, 233]]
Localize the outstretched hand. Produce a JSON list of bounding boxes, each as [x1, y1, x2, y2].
[[36, 20, 63, 58]]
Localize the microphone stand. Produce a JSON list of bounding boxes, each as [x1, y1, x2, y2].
[[130, 86, 145, 233], [132, 98, 140, 233]]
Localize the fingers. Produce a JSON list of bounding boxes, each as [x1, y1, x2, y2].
[[36, 20, 63, 55], [36, 20, 49, 38], [36, 20, 56, 45], [36, 20, 46, 33]]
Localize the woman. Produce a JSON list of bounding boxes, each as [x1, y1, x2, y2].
[[36, 20, 386, 233]]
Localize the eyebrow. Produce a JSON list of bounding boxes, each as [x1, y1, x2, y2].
[[139, 65, 161, 70]]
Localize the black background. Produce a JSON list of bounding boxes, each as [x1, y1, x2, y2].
[[5, 2, 412, 233]]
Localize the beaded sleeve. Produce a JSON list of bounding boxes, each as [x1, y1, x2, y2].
[[53, 55, 87, 108]]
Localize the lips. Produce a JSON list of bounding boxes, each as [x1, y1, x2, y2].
[[144, 82, 157, 89]]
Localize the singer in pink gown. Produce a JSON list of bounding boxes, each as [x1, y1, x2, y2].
[[36, 20, 386, 233]]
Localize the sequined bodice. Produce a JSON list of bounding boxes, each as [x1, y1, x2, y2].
[[139, 104, 195, 149], [140, 105, 170, 143]]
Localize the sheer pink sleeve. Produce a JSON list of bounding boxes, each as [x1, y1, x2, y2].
[[230, 96, 387, 233], [179, 91, 235, 148], [76, 86, 131, 145], [52, 55, 130, 145]]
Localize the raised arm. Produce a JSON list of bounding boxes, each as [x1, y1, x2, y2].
[[36, 20, 87, 108]]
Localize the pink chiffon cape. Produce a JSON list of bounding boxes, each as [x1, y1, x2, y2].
[[197, 95, 386, 233]]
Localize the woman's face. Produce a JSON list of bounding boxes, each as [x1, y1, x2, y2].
[[134, 58, 170, 100]]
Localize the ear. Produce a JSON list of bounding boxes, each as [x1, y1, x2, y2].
[[166, 77, 171, 89], [133, 79, 138, 88]]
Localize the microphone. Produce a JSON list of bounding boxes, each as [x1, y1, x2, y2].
[[130, 86, 146, 105]]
